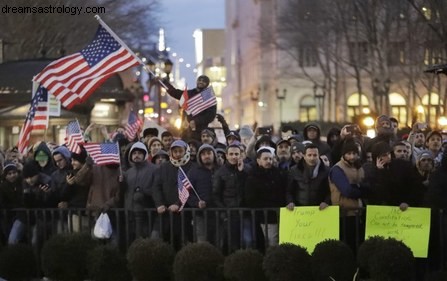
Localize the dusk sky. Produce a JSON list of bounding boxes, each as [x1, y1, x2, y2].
[[161, 0, 225, 86]]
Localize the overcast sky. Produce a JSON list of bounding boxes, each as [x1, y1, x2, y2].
[[161, 0, 225, 86]]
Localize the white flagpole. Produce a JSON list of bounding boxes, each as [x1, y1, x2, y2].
[[94, 15, 168, 89]]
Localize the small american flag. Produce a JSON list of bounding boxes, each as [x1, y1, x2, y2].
[[17, 86, 49, 154], [66, 120, 84, 154], [33, 25, 140, 109], [178, 167, 193, 211], [124, 111, 141, 141], [83, 142, 120, 166], [185, 86, 217, 117]]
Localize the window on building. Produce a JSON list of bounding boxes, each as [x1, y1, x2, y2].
[[299, 95, 317, 121], [389, 93, 407, 126], [298, 44, 318, 67], [424, 47, 446, 65], [421, 92, 444, 124], [347, 93, 370, 121], [348, 42, 368, 66], [388, 42, 406, 66]]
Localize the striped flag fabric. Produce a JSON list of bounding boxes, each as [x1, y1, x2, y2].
[[177, 167, 193, 211], [124, 111, 142, 141], [17, 86, 49, 154], [33, 25, 140, 109], [83, 142, 121, 166], [66, 120, 84, 154], [185, 86, 217, 117], [179, 87, 189, 111]]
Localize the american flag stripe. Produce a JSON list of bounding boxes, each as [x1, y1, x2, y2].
[[83, 143, 120, 166], [184, 87, 217, 117], [124, 111, 142, 141], [17, 86, 48, 154], [38, 50, 137, 108], [33, 25, 140, 109], [190, 99, 217, 116], [66, 120, 84, 154], [178, 167, 194, 211]]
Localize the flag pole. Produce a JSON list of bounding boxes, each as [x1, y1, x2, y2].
[[94, 15, 168, 90], [179, 167, 202, 201], [116, 141, 123, 179]]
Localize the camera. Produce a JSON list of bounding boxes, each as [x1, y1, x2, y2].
[[346, 125, 360, 134], [258, 127, 272, 135]]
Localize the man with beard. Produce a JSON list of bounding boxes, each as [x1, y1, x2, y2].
[[123, 142, 156, 239], [213, 142, 248, 251], [425, 131, 443, 168], [408, 125, 426, 163], [187, 144, 218, 243], [286, 144, 330, 210], [276, 139, 292, 171], [392, 141, 410, 161], [290, 142, 305, 166], [245, 147, 286, 247], [367, 141, 418, 210], [152, 140, 195, 249], [329, 139, 366, 251], [163, 75, 217, 141], [367, 115, 396, 148]]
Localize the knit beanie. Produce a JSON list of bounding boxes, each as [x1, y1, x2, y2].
[[201, 128, 216, 139], [71, 146, 88, 164], [22, 161, 40, 178], [342, 139, 359, 155], [417, 151, 434, 162], [143, 127, 159, 138], [3, 160, 17, 174], [371, 141, 392, 161], [238, 125, 254, 139], [375, 115, 391, 131], [291, 142, 305, 153]]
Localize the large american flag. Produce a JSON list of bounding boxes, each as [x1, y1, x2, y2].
[[17, 86, 49, 154], [178, 167, 193, 211], [124, 111, 141, 141], [184, 86, 217, 117], [83, 143, 120, 166], [66, 120, 84, 154], [33, 25, 140, 109]]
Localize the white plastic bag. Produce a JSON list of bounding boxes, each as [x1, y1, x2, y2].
[[93, 213, 112, 239]]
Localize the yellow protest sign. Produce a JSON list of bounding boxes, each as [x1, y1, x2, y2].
[[365, 205, 431, 258], [279, 206, 339, 253]]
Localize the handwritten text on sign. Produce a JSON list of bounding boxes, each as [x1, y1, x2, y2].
[[279, 206, 339, 253], [365, 205, 431, 258]]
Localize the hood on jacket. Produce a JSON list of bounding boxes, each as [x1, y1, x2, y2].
[[303, 123, 321, 141], [151, 150, 169, 164], [33, 142, 52, 161], [52, 146, 71, 163], [196, 143, 217, 167], [128, 142, 148, 163]]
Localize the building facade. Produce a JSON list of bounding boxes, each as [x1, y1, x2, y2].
[[222, 0, 447, 131]]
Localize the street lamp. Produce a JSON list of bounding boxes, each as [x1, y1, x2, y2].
[[250, 89, 259, 123], [147, 58, 174, 125], [275, 88, 287, 124], [372, 78, 391, 115], [164, 58, 173, 79], [313, 84, 325, 121]]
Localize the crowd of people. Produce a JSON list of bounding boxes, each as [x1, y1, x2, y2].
[[1, 76, 447, 275]]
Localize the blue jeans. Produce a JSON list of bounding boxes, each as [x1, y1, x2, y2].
[[8, 219, 26, 244]]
